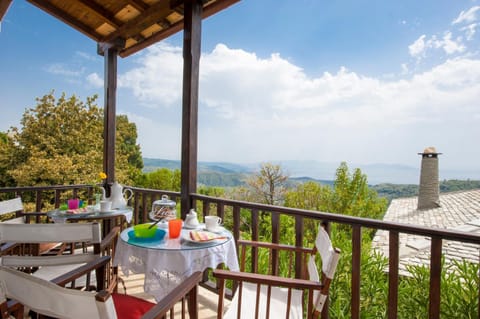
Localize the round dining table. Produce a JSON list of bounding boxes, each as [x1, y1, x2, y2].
[[113, 223, 239, 301]]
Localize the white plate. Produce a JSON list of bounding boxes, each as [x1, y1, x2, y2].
[[203, 226, 225, 234], [182, 234, 216, 244], [182, 231, 226, 244]]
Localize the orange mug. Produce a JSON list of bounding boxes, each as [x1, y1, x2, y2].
[[168, 219, 183, 239]]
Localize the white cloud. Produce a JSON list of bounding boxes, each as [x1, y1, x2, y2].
[[45, 63, 84, 77], [408, 32, 465, 60], [461, 23, 478, 40], [75, 51, 98, 62], [452, 6, 480, 25], [120, 111, 181, 159], [409, 35, 426, 57], [120, 43, 480, 168], [440, 32, 465, 54], [86, 73, 103, 88], [118, 43, 183, 108], [452, 6, 480, 42]]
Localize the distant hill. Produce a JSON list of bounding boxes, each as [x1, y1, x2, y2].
[[142, 158, 479, 194], [143, 158, 252, 174], [143, 158, 333, 188]]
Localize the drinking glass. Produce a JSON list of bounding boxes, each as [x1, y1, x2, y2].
[[168, 219, 183, 239], [67, 199, 79, 210]]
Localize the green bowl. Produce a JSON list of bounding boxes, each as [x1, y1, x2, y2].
[[133, 223, 158, 238]]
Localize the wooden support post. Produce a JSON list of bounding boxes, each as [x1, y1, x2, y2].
[[180, 0, 202, 218], [102, 46, 118, 188]]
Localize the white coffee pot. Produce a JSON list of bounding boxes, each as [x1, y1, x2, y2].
[[100, 181, 133, 209]]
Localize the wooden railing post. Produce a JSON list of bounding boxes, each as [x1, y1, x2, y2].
[[429, 237, 442, 319], [351, 225, 361, 319], [388, 231, 399, 319]]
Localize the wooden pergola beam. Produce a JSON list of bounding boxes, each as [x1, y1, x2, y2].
[[0, 0, 12, 22]]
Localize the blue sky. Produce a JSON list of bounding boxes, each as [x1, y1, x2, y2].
[[1, 1, 479, 182]]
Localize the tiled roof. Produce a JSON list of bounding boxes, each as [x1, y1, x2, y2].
[[372, 189, 480, 276]]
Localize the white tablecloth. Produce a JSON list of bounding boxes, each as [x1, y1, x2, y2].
[[114, 226, 239, 301], [49, 207, 133, 224]]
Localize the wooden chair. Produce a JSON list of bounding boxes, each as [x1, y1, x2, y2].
[[0, 257, 203, 319], [0, 223, 119, 292], [213, 225, 341, 319], [0, 197, 58, 256]]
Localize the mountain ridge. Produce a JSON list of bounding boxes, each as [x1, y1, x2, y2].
[[142, 158, 479, 185]]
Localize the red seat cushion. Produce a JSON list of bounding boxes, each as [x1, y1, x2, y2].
[[112, 293, 156, 319]]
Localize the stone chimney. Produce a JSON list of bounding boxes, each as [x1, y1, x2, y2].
[[417, 147, 441, 210]]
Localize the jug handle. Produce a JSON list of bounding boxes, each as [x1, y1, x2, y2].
[[124, 188, 133, 201]]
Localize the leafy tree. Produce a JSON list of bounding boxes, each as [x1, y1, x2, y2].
[[3, 91, 142, 187], [0, 132, 16, 187], [244, 163, 288, 205], [327, 162, 388, 221], [135, 168, 181, 192]]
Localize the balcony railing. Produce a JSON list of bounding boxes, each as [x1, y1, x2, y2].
[[1, 185, 479, 319]]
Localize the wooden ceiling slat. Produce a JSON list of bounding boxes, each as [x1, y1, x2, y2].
[[119, 0, 240, 57], [125, 0, 149, 12], [120, 19, 183, 57], [102, 0, 172, 43], [77, 0, 121, 28]]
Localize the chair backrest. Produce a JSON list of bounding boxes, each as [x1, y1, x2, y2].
[[0, 198, 24, 223], [0, 223, 108, 288], [0, 265, 204, 319], [0, 222, 102, 245], [0, 264, 117, 319], [310, 225, 341, 313]]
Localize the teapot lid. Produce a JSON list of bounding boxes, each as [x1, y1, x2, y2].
[[152, 195, 176, 208], [187, 209, 197, 216]]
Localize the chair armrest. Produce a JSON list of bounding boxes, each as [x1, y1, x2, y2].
[[51, 255, 111, 287], [100, 226, 120, 252], [238, 239, 314, 254], [213, 269, 323, 290], [141, 271, 203, 319]]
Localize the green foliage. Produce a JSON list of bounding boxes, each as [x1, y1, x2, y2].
[[397, 259, 479, 319], [373, 180, 480, 202], [0, 132, 16, 186], [1, 91, 143, 187], [327, 162, 388, 220], [135, 168, 181, 191], [198, 172, 246, 187], [197, 185, 226, 197]]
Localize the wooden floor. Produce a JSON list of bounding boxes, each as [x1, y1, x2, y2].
[[120, 272, 224, 318]]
